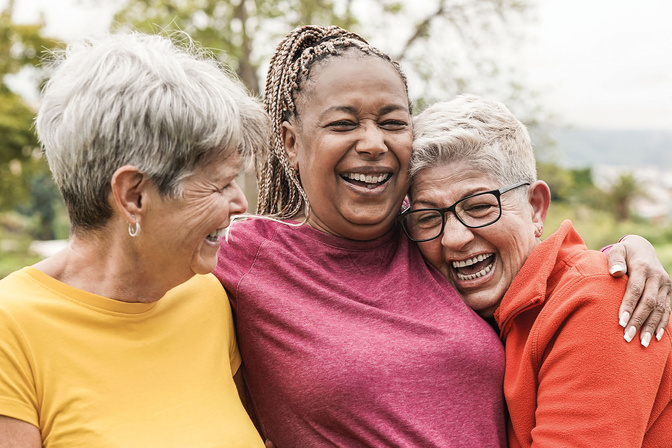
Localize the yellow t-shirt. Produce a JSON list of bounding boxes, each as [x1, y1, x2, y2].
[[0, 267, 263, 447]]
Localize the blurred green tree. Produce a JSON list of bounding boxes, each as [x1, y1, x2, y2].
[[112, 0, 538, 205], [608, 172, 646, 222], [536, 161, 573, 203], [112, 0, 534, 102], [113, 0, 360, 94], [0, 1, 62, 223]]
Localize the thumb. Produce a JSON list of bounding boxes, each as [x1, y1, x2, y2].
[[605, 244, 627, 277]]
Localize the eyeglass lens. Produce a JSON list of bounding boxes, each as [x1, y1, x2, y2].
[[403, 192, 501, 241]]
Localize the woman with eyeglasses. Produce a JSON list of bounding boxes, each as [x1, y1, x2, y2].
[[404, 94, 672, 447]]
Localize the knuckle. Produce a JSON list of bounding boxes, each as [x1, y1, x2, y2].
[[628, 282, 644, 298], [642, 296, 657, 311], [630, 315, 646, 327]]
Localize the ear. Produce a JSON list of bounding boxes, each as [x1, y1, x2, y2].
[[110, 165, 148, 223], [282, 121, 300, 171], [528, 180, 551, 237]]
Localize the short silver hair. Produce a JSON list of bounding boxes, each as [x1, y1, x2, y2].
[[35, 32, 269, 231], [411, 94, 536, 188]]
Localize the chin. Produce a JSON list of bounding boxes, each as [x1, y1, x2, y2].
[[461, 293, 500, 317]]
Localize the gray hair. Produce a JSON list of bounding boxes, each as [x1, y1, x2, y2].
[[35, 32, 269, 232], [411, 94, 536, 188]]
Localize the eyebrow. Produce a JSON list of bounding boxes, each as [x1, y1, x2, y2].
[[411, 187, 489, 209], [319, 103, 409, 120], [410, 198, 440, 208]]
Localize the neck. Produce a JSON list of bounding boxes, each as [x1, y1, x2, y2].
[[33, 230, 175, 303]]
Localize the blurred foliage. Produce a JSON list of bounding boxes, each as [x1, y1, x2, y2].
[[112, 0, 360, 94], [0, 3, 64, 232], [111, 0, 537, 114], [544, 202, 672, 278], [111, 0, 540, 206], [0, 86, 40, 210]]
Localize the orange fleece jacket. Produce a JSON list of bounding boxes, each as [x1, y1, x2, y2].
[[494, 220, 672, 448]]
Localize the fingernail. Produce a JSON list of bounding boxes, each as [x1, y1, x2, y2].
[[610, 264, 625, 275], [624, 326, 637, 343], [619, 312, 630, 328], [657, 328, 665, 341], [641, 332, 652, 348]]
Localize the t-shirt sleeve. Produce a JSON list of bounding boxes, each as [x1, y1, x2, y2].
[[530, 276, 670, 447], [222, 289, 242, 375], [214, 219, 270, 310], [0, 307, 39, 426]]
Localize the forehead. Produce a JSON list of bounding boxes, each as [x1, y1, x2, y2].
[[295, 52, 409, 114], [411, 161, 498, 202], [190, 151, 242, 181]]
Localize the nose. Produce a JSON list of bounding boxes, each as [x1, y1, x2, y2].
[[229, 180, 248, 217], [355, 122, 388, 158], [440, 212, 474, 251]]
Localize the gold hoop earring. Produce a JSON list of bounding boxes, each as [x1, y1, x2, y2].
[[128, 215, 141, 237]]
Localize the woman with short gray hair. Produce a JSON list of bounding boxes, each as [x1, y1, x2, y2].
[[0, 32, 268, 447], [404, 94, 672, 446]]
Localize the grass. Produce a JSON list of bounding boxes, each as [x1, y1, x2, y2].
[[0, 233, 43, 279], [544, 203, 672, 275]]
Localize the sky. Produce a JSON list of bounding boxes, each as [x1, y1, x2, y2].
[[5, 0, 672, 131], [523, 0, 672, 130]]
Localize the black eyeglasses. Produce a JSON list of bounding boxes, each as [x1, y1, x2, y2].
[[400, 181, 531, 242]]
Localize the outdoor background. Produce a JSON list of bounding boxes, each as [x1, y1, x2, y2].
[[2, 0, 672, 279]]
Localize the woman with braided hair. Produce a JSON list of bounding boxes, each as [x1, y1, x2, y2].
[[213, 25, 671, 447]]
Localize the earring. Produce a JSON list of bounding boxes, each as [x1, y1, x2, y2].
[[535, 224, 543, 237], [128, 215, 141, 237]]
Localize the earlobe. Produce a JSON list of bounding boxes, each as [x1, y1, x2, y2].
[[111, 165, 146, 223], [528, 180, 551, 237]]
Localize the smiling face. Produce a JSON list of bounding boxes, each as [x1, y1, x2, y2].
[[411, 160, 545, 317], [143, 153, 247, 281], [282, 52, 413, 240]]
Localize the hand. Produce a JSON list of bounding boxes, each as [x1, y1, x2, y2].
[[265, 440, 276, 448], [607, 235, 671, 346]]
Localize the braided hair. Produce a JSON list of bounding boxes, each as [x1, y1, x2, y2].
[[257, 25, 411, 218]]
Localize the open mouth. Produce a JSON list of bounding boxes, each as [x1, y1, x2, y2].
[[341, 172, 392, 190], [206, 228, 227, 243], [452, 253, 494, 281]]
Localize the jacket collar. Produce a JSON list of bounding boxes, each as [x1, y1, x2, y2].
[[494, 220, 587, 339]]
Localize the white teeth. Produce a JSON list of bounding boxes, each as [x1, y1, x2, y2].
[[456, 263, 493, 281], [452, 253, 492, 268], [452, 254, 494, 281], [344, 173, 389, 184], [207, 228, 227, 239]]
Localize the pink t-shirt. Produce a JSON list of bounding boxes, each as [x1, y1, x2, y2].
[[215, 219, 506, 447]]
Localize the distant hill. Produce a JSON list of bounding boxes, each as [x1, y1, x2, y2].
[[535, 128, 672, 169]]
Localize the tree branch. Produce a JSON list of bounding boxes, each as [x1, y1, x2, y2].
[[394, 0, 446, 62]]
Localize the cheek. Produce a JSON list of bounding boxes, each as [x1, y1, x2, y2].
[[418, 241, 446, 271], [393, 134, 413, 164]]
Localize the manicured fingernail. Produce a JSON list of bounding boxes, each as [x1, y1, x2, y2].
[[657, 328, 665, 341], [619, 312, 630, 328], [624, 326, 637, 343], [610, 264, 625, 275], [641, 332, 652, 348]]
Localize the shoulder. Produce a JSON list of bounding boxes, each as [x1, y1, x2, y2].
[[0, 268, 50, 314], [171, 273, 226, 297], [556, 248, 627, 302], [214, 218, 284, 286], [536, 248, 628, 336]]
